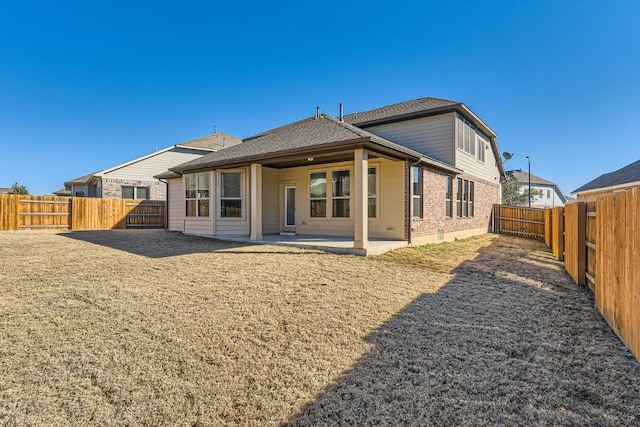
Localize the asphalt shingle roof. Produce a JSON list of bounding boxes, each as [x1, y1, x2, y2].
[[343, 97, 460, 125], [172, 114, 458, 173], [506, 170, 556, 186], [573, 159, 640, 193], [176, 132, 242, 151]]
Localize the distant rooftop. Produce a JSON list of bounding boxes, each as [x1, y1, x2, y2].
[[573, 158, 640, 194]]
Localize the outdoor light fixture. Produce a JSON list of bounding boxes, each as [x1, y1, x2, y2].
[[307, 157, 314, 162]]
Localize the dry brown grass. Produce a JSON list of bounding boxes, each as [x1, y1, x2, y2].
[[0, 230, 638, 426]]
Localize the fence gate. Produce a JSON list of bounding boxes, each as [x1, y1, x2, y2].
[[492, 204, 546, 241], [125, 202, 165, 228]]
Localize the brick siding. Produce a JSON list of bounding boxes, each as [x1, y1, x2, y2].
[[408, 163, 500, 241], [101, 178, 167, 200]]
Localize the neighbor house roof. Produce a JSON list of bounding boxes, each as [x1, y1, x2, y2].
[[65, 132, 241, 186], [171, 114, 462, 174], [0, 187, 12, 194], [175, 132, 242, 151], [572, 159, 640, 194], [506, 170, 568, 203], [53, 188, 71, 196]]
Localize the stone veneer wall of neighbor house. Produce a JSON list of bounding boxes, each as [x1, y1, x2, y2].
[[405, 164, 500, 245], [101, 178, 167, 200]]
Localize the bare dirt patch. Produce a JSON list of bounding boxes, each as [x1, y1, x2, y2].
[[0, 230, 638, 425]]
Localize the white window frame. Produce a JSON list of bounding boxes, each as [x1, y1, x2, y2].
[[218, 170, 244, 220], [477, 136, 487, 163], [412, 166, 423, 218], [368, 166, 378, 219], [332, 169, 351, 218], [309, 171, 327, 218], [185, 172, 210, 217]]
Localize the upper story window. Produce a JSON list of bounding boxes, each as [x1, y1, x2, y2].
[[220, 172, 242, 218], [477, 136, 487, 163], [122, 186, 149, 200], [457, 116, 490, 163], [185, 173, 210, 217]]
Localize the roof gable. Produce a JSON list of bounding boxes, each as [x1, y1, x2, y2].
[[573, 159, 640, 194]]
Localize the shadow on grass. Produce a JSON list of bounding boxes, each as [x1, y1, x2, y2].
[[286, 236, 640, 425], [59, 230, 325, 258]]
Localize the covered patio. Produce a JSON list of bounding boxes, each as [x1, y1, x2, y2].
[[215, 234, 408, 256]]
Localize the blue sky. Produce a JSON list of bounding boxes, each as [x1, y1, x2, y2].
[[1, 1, 639, 196]]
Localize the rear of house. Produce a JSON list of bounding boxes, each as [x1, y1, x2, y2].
[[162, 98, 505, 251]]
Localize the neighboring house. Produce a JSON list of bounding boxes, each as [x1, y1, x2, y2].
[[161, 97, 506, 251], [0, 187, 11, 194], [572, 158, 640, 201], [53, 188, 71, 196], [505, 169, 568, 208], [59, 132, 241, 200]]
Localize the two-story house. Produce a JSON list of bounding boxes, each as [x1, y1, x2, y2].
[[505, 170, 568, 208], [160, 97, 506, 254], [58, 132, 241, 200]]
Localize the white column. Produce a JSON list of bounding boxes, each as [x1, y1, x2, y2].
[[354, 148, 368, 249], [250, 163, 263, 241]]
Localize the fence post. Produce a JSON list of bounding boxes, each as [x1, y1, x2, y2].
[[576, 202, 586, 285]]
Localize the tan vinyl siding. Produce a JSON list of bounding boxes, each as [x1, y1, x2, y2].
[[278, 158, 405, 239], [184, 218, 214, 235], [102, 148, 209, 181], [167, 178, 184, 232], [262, 167, 280, 234], [454, 116, 501, 182], [364, 113, 456, 164]]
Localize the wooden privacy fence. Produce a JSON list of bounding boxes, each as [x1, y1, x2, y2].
[[494, 194, 640, 361], [0, 194, 165, 231], [491, 204, 545, 240]]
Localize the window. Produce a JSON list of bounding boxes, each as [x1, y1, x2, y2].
[[456, 178, 463, 217], [122, 186, 149, 200], [185, 173, 210, 217], [463, 180, 469, 217], [412, 167, 423, 218], [368, 167, 377, 218], [445, 176, 453, 217], [469, 181, 475, 217], [547, 189, 551, 198], [458, 116, 489, 159], [332, 170, 350, 218], [456, 178, 475, 218], [220, 172, 242, 217], [75, 191, 85, 197], [477, 136, 487, 163], [310, 172, 327, 217]]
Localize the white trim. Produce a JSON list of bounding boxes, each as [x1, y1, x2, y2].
[[284, 185, 296, 227], [217, 169, 245, 220]]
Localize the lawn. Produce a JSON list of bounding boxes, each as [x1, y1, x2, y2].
[[0, 230, 638, 425]]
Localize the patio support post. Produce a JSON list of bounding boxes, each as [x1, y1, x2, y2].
[[354, 148, 369, 249], [250, 163, 263, 241]]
